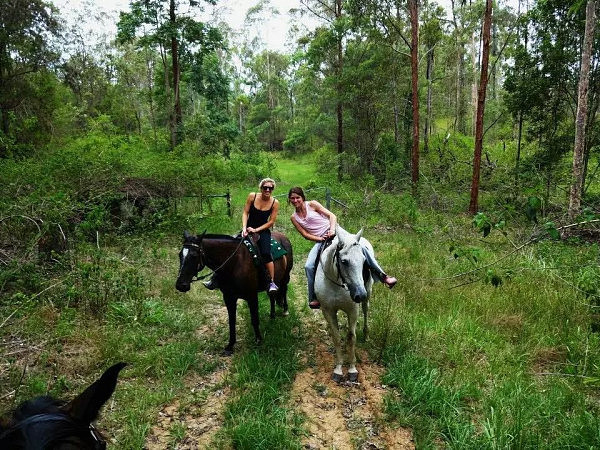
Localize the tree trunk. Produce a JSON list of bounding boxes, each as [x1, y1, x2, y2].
[[468, 0, 493, 215], [170, 0, 182, 150], [568, 0, 596, 221], [410, 0, 420, 195], [471, 32, 479, 135], [424, 46, 434, 154], [336, 0, 344, 181], [515, 110, 523, 190]]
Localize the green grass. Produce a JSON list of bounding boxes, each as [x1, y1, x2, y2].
[[2, 149, 600, 449], [365, 218, 600, 448], [217, 286, 306, 450]]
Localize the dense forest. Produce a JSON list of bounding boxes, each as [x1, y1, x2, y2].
[[1, 0, 600, 448]]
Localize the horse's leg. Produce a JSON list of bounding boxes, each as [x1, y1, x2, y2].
[[269, 292, 276, 319], [280, 283, 289, 316], [223, 295, 238, 356], [322, 309, 344, 382], [361, 299, 369, 341], [247, 294, 263, 345], [347, 307, 359, 382]]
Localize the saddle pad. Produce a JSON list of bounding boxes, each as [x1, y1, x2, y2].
[[242, 237, 287, 266], [270, 238, 288, 260]]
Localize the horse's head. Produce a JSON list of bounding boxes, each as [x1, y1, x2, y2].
[[335, 226, 369, 303], [0, 362, 126, 449], [176, 230, 206, 292]]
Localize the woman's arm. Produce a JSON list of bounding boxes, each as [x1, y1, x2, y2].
[[309, 200, 337, 237], [291, 215, 325, 242], [241, 193, 254, 236]]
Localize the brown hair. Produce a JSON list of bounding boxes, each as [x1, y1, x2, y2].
[[288, 187, 306, 201]]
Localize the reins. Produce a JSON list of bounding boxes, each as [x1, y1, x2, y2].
[[0, 413, 105, 448], [318, 238, 348, 289], [185, 237, 246, 283]]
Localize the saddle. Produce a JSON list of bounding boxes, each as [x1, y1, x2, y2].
[[241, 234, 287, 267], [241, 234, 287, 289]]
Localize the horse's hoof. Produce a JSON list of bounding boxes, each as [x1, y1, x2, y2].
[[348, 372, 359, 382], [255, 338, 263, 346], [221, 348, 234, 357], [332, 372, 343, 383], [270, 313, 276, 319], [282, 310, 289, 317]]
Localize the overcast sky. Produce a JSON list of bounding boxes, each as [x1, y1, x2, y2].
[[51, 0, 305, 52]]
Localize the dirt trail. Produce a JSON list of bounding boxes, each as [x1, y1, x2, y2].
[[145, 364, 230, 449], [145, 298, 232, 449], [291, 309, 414, 450], [145, 284, 413, 449]]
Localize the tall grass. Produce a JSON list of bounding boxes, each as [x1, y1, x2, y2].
[[364, 212, 600, 448]]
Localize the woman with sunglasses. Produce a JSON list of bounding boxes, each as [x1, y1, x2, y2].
[[239, 178, 281, 293], [288, 186, 397, 309]]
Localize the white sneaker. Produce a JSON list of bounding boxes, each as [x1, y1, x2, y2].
[[268, 281, 279, 293]]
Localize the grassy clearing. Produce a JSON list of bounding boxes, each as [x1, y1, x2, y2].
[[2, 152, 600, 448]]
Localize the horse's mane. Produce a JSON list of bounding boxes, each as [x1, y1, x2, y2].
[[1, 397, 77, 448], [13, 396, 64, 421], [201, 234, 241, 241]]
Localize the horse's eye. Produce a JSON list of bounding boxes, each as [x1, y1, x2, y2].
[[341, 259, 349, 265]]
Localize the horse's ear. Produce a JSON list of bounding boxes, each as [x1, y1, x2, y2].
[[62, 362, 127, 423], [199, 229, 207, 238], [355, 228, 363, 242], [184, 230, 191, 240]]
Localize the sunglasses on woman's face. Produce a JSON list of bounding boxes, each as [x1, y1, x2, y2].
[[262, 185, 274, 191]]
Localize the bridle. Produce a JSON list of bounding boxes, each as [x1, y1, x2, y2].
[[318, 239, 349, 289], [180, 242, 210, 283], [0, 413, 106, 449], [181, 237, 245, 283]]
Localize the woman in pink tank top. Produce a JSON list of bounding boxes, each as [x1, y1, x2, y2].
[[288, 187, 397, 309]]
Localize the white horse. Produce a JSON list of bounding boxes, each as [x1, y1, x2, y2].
[[315, 224, 374, 382]]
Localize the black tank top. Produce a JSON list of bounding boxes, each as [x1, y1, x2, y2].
[[248, 193, 275, 229]]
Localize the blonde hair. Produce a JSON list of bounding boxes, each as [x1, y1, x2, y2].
[[258, 178, 276, 190]]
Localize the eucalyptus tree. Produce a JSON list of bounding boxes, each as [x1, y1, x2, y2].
[[301, 0, 348, 180], [346, 0, 421, 190], [568, 0, 597, 221], [0, 0, 61, 156], [117, 0, 220, 150], [468, 0, 493, 214], [447, 0, 480, 135], [421, 2, 445, 154], [505, 0, 600, 208], [245, 51, 292, 150]]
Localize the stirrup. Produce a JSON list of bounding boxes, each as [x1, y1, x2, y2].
[[203, 278, 218, 290]]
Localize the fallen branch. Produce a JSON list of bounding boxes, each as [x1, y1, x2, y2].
[[432, 218, 600, 282]]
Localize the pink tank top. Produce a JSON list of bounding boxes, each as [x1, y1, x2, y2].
[[293, 202, 330, 237]]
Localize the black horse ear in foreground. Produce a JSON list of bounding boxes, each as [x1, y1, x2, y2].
[[0, 362, 127, 449], [63, 362, 127, 424]]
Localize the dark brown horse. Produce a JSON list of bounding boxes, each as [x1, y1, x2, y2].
[[0, 362, 126, 449], [175, 231, 293, 355]]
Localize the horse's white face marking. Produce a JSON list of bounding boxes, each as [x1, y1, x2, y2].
[[178, 247, 191, 279]]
